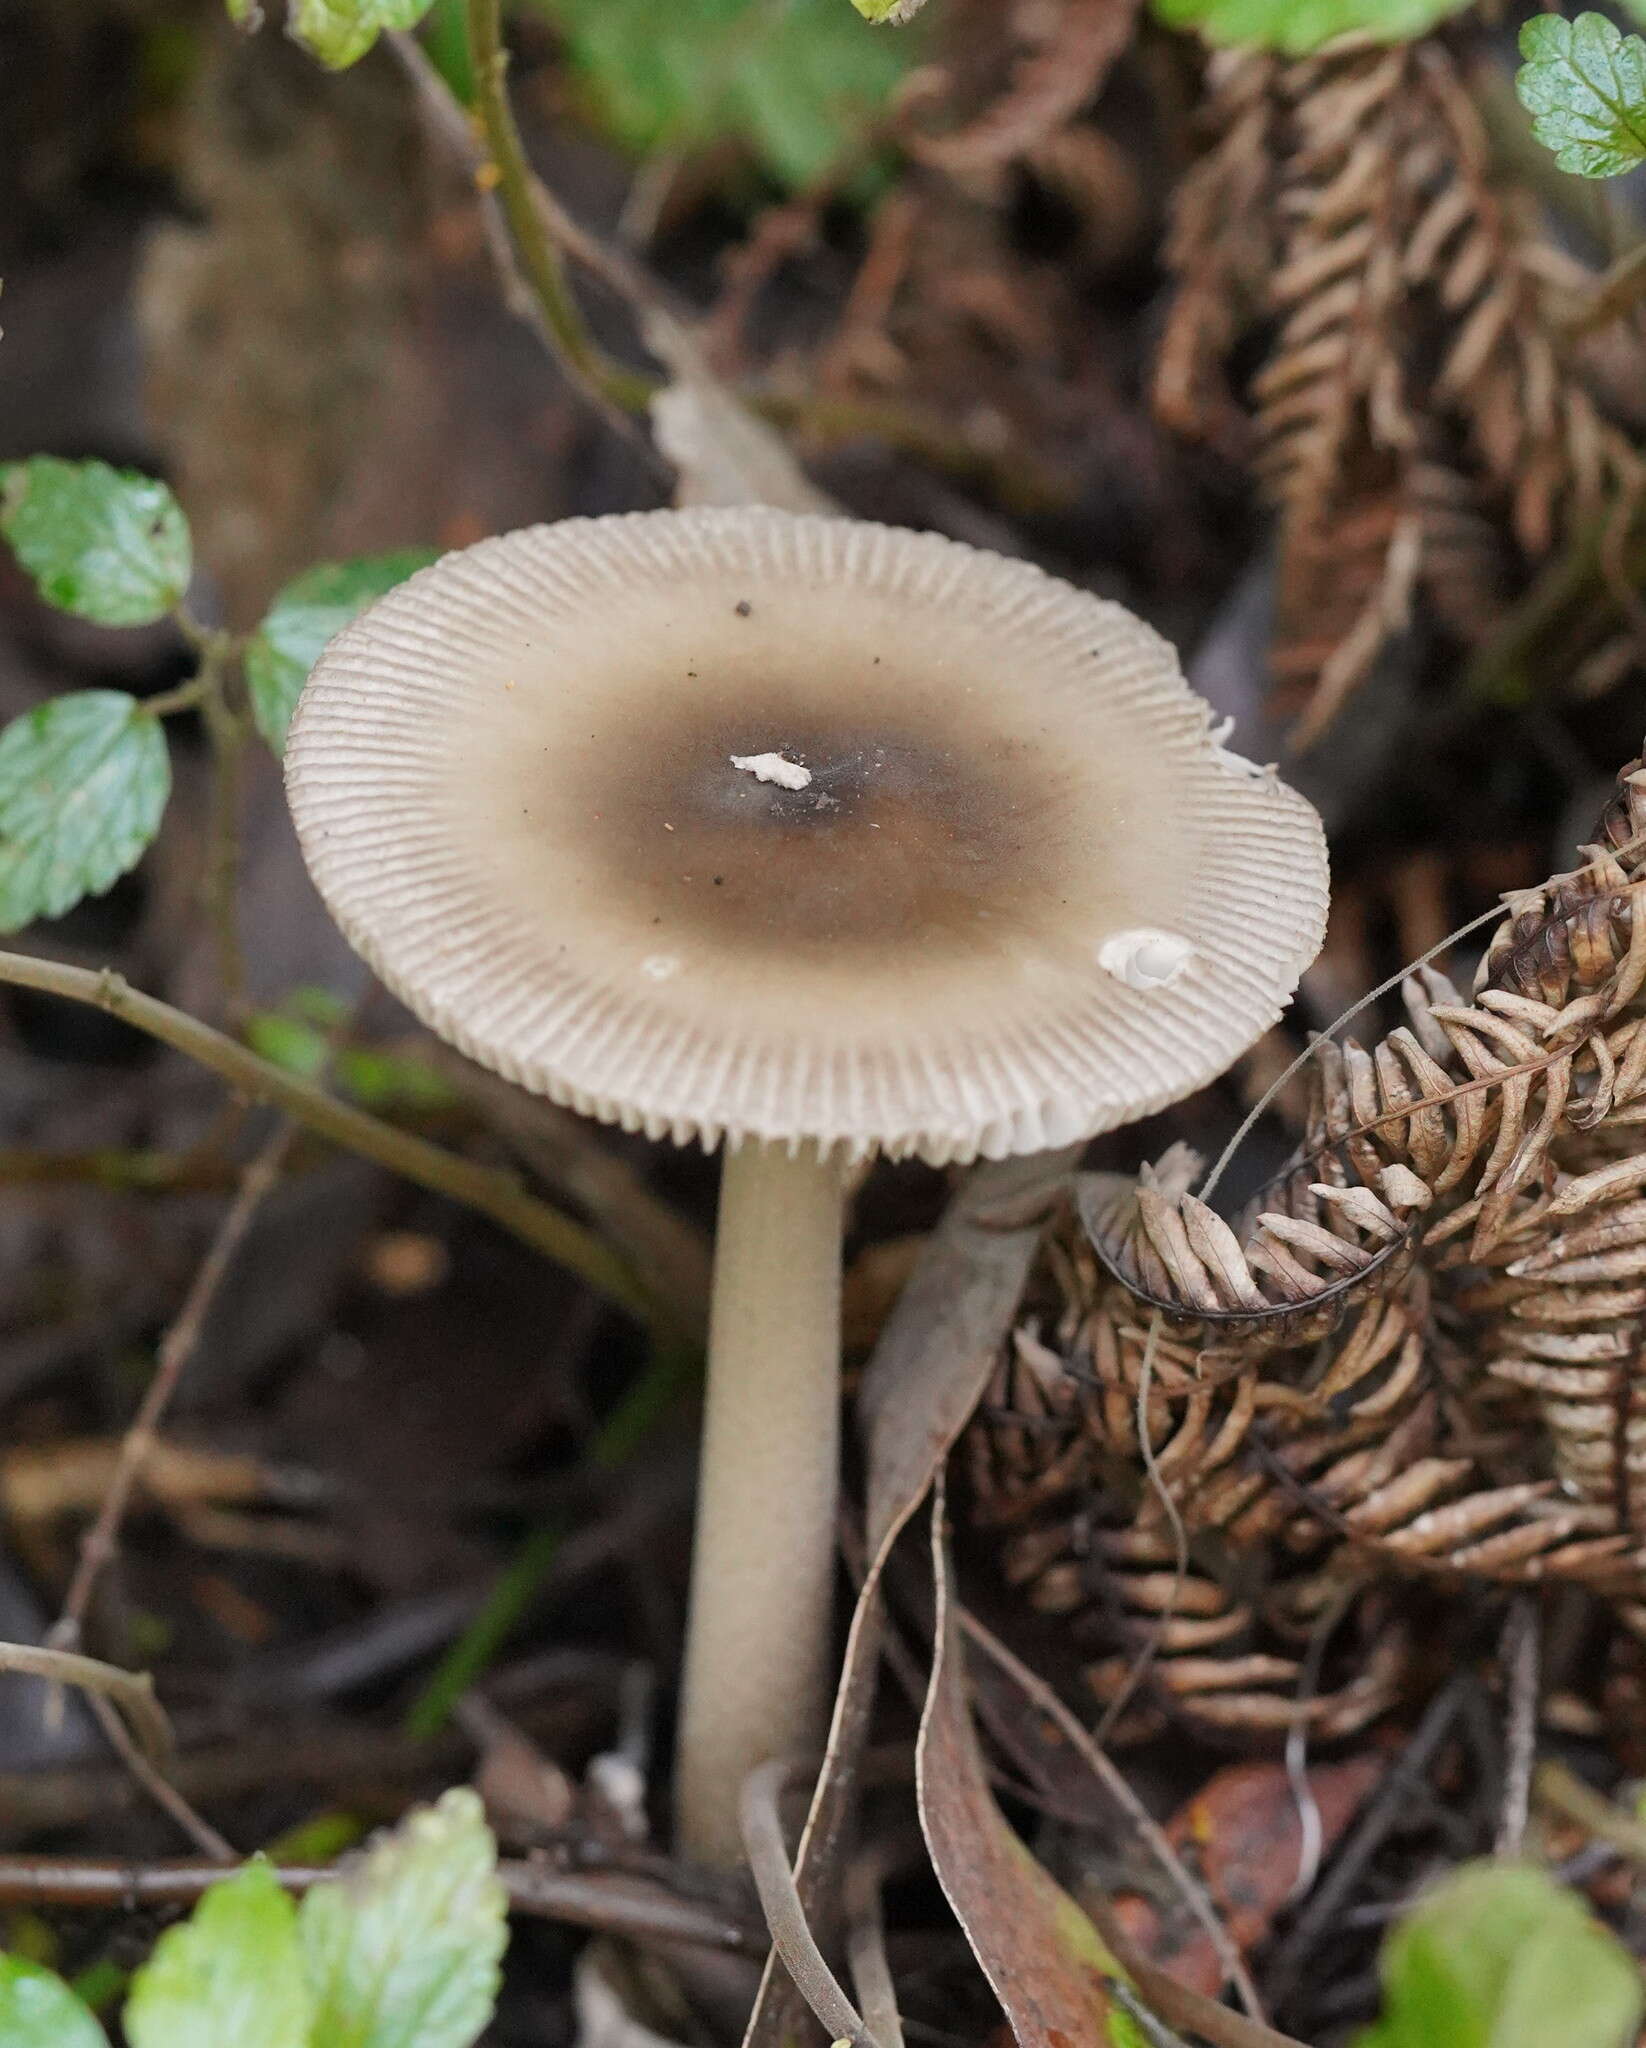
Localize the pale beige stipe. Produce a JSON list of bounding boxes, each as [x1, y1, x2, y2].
[[674, 1139, 844, 1867], [285, 507, 1329, 1165]]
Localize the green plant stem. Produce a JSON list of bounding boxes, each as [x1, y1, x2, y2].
[[464, 0, 653, 413], [194, 633, 249, 1011], [0, 948, 657, 1331], [403, 1522, 565, 1742], [142, 675, 210, 719]]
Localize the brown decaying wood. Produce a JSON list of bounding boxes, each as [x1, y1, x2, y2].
[[968, 748, 1646, 1737]]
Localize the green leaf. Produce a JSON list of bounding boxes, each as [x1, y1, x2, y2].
[[0, 459, 191, 627], [1516, 13, 1646, 179], [125, 1863, 312, 2048], [1354, 1861, 1644, 2048], [0, 692, 171, 932], [298, 1788, 507, 2048], [0, 1955, 109, 2048], [245, 998, 457, 1111], [1152, 0, 1469, 53], [245, 549, 436, 755], [286, 0, 436, 67], [531, 0, 916, 191]]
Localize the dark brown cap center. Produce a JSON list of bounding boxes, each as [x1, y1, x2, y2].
[[558, 695, 1076, 960]]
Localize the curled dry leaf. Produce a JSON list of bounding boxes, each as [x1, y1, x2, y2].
[[917, 1479, 1136, 2048]]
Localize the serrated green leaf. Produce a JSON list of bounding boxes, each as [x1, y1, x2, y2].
[[0, 1955, 110, 2048], [1153, 0, 1469, 52], [124, 1863, 312, 2048], [245, 549, 436, 755], [0, 692, 171, 932], [1354, 1861, 1644, 2048], [1152, 0, 1468, 50], [287, 0, 435, 67], [532, 0, 915, 192], [298, 1788, 507, 2048], [0, 459, 191, 627], [1516, 13, 1646, 178]]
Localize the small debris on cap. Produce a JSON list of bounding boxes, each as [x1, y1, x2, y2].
[[730, 751, 812, 791], [1098, 928, 1196, 991]]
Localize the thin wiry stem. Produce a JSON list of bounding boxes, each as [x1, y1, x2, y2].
[[82, 1692, 234, 1862], [0, 949, 659, 1331]]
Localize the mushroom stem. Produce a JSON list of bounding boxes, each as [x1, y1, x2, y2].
[[675, 1139, 846, 1866]]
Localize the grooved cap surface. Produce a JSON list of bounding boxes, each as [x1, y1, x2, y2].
[[286, 509, 1328, 1162]]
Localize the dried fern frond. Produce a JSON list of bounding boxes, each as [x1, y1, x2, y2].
[[1155, 50, 1280, 454], [900, 0, 1140, 173], [1156, 32, 1642, 741], [965, 749, 1646, 1738]]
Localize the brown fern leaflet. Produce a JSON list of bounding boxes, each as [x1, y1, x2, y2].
[[1156, 35, 1640, 743], [966, 745, 1646, 1738]]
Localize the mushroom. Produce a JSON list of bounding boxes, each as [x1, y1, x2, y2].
[[284, 507, 1328, 1865]]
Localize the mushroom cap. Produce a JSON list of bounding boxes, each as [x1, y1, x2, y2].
[[286, 509, 1327, 1164]]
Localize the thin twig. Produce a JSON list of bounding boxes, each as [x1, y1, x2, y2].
[[1535, 1758, 1646, 1866], [740, 1758, 882, 2048], [0, 1851, 762, 1953], [83, 1693, 234, 1862], [0, 949, 656, 1329], [0, 1643, 173, 1773], [1495, 1598, 1540, 1859], [959, 1607, 1265, 2024], [50, 1123, 294, 1651]]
